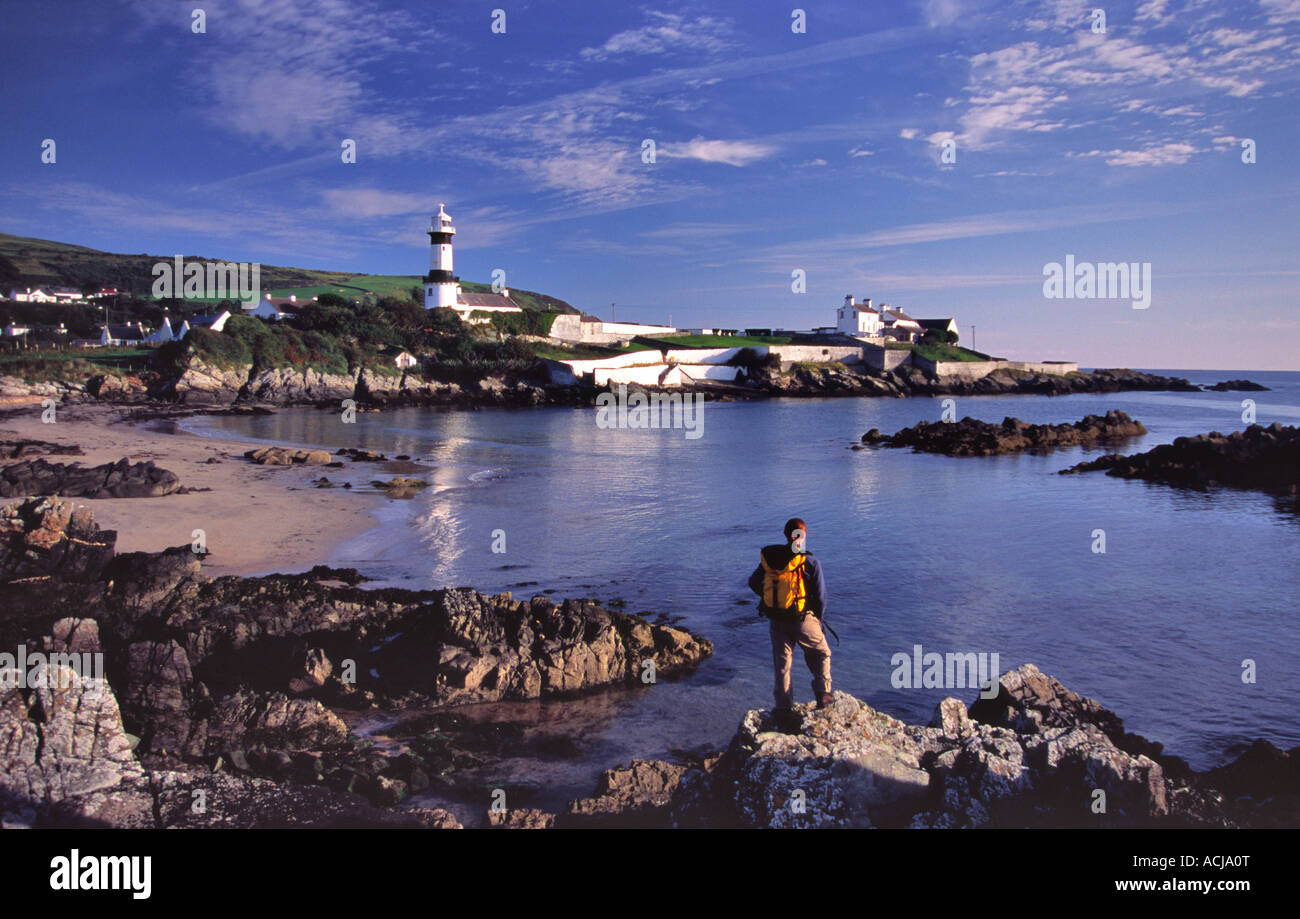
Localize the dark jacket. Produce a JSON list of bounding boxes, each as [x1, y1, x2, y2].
[[748, 544, 827, 617]]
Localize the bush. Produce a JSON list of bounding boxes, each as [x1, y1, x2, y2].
[[487, 310, 557, 337], [921, 328, 958, 345]]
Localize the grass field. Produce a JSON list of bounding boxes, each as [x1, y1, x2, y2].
[[0, 233, 577, 313], [530, 341, 655, 361], [911, 342, 992, 362], [0, 346, 153, 381], [647, 334, 793, 348]]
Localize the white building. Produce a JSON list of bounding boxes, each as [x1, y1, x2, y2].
[[836, 295, 882, 337], [144, 317, 175, 344], [424, 203, 460, 310], [186, 311, 231, 335], [422, 204, 524, 320], [8, 288, 54, 303], [879, 307, 924, 342], [100, 323, 147, 346]]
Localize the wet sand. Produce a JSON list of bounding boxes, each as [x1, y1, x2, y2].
[[0, 402, 383, 577]]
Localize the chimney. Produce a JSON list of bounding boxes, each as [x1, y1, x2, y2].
[[845, 294, 855, 306], [864, 298, 872, 309]]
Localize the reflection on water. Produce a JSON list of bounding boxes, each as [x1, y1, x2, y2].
[[189, 370, 1300, 799]]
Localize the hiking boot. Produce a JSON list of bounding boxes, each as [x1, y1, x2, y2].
[[816, 692, 834, 709]]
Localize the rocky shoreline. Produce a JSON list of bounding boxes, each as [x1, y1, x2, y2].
[[860, 410, 1147, 456], [2, 396, 1293, 829], [0, 497, 712, 826], [0, 361, 1251, 412], [1061, 423, 1300, 493]]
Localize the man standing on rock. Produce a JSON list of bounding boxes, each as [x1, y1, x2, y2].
[[748, 518, 832, 720]]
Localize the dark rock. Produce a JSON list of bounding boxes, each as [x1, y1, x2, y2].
[[336, 448, 387, 462], [487, 807, 556, 829], [869, 411, 1146, 456], [0, 497, 116, 583], [1060, 423, 1300, 493], [1204, 379, 1269, 391], [0, 439, 83, 460], [563, 758, 696, 827], [0, 457, 181, 499]]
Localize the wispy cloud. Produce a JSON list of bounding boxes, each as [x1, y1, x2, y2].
[[659, 137, 775, 166], [127, 0, 436, 151], [1070, 141, 1199, 166], [579, 11, 734, 61]]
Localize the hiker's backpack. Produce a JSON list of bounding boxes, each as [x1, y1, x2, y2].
[[760, 553, 807, 618]]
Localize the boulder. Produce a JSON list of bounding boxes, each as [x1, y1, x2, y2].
[[1061, 423, 1300, 493], [867, 411, 1147, 457], [0, 497, 116, 583], [0, 457, 181, 499]]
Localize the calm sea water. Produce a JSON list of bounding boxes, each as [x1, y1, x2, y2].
[[188, 370, 1300, 808]]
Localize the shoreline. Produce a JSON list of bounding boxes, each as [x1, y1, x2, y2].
[[0, 402, 386, 577]]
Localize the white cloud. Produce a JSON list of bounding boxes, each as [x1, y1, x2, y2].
[[126, 0, 434, 151], [318, 188, 432, 219], [922, 0, 965, 28], [658, 137, 775, 166], [1136, 0, 1173, 24], [1071, 142, 1199, 166], [580, 12, 733, 61]]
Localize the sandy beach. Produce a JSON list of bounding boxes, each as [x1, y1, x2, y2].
[[0, 402, 382, 577]]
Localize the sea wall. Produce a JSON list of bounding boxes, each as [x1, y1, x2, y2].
[[1004, 360, 1079, 375], [593, 364, 683, 386], [862, 346, 913, 373], [910, 356, 1080, 381], [768, 345, 864, 365]]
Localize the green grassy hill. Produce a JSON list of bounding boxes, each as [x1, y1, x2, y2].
[[0, 231, 577, 313]]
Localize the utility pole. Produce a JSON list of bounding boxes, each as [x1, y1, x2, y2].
[[611, 302, 616, 322], [971, 324, 976, 351]]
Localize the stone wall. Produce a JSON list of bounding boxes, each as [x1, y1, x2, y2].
[[862, 345, 913, 373], [767, 345, 864, 365], [910, 355, 1080, 381]]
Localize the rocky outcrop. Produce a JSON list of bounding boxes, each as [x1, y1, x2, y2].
[[0, 375, 87, 404], [87, 374, 150, 401], [0, 496, 116, 583], [0, 499, 713, 813], [742, 365, 1202, 400], [157, 357, 252, 405], [515, 663, 1290, 829], [1204, 379, 1269, 391], [864, 411, 1146, 456], [244, 367, 359, 403], [0, 665, 460, 828], [244, 446, 334, 465], [0, 438, 83, 460], [0, 457, 180, 498], [1060, 423, 1300, 493], [563, 758, 705, 828]]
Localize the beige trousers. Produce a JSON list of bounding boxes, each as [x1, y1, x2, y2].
[[770, 615, 832, 709]]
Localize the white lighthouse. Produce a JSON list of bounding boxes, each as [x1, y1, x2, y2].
[[424, 203, 459, 309]]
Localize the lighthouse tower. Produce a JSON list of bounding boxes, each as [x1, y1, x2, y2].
[[424, 203, 459, 309]]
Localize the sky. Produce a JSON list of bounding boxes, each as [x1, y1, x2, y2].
[[1, 0, 1297, 369]]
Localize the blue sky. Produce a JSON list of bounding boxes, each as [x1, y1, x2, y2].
[[2, 0, 1297, 369]]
